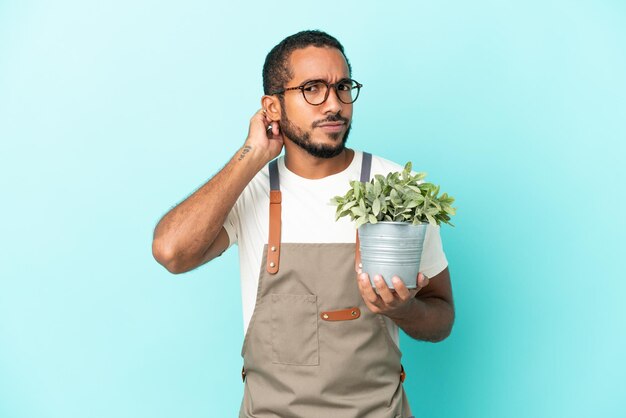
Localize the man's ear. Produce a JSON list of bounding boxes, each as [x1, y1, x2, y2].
[[262, 95, 281, 122]]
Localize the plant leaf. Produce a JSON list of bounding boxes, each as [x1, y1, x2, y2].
[[373, 180, 382, 197], [444, 205, 456, 215], [351, 206, 366, 217], [353, 182, 361, 200], [341, 200, 357, 212], [355, 216, 368, 228], [372, 198, 381, 216]]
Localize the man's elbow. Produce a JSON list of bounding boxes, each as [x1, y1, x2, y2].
[[152, 239, 185, 274], [434, 304, 455, 342]]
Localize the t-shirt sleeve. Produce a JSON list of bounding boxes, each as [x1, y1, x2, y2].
[[420, 224, 448, 278], [222, 204, 239, 248]]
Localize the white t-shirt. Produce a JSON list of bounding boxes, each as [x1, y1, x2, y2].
[[223, 150, 448, 349]]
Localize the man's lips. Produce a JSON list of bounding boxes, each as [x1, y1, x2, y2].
[[317, 122, 345, 132]]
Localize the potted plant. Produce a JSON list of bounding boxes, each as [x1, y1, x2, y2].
[[330, 162, 456, 289]]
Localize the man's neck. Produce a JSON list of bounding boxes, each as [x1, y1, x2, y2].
[[283, 145, 354, 179]]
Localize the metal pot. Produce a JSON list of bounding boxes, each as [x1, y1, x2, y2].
[[358, 221, 428, 289]]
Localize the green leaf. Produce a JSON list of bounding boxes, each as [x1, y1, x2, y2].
[[402, 162, 412, 180], [353, 182, 361, 200], [373, 181, 382, 197], [341, 200, 357, 212], [335, 209, 351, 221], [368, 214, 377, 224], [372, 198, 381, 216], [351, 206, 366, 217], [330, 196, 341, 206], [355, 216, 368, 228]]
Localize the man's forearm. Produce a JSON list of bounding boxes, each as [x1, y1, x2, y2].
[[152, 145, 266, 270], [389, 297, 455, 342]]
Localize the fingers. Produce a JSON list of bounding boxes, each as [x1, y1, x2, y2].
[[358, 272, 430, 318], [252, 108, 271, 130], [249, 109, 268, 135], [372, 275, 396, 305], [257, 108, 281, 138], [358, 273, 379, 304], [416, 272, 430, 292], [271, 121, 280, 137], [359, 273, 415, 306], [248, 109, 283, 156], [253, 108, 266, 123], [391, 276, 418, 301]]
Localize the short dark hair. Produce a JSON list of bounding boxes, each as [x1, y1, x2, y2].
[[262, 30, 352, 95]]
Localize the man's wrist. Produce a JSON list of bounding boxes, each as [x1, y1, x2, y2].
[[235, 144, 271, 172], [386, 297, 423, 324]]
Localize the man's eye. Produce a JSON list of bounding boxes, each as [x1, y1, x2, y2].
[[337, 82, 354, 91], [303, 83, 322, 92]]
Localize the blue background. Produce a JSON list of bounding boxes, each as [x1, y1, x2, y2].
[[1, 1, 625, 417]]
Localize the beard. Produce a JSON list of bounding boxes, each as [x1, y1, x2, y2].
[[280, 111, 352, 159]]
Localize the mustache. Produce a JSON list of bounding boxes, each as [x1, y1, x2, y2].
[[312, 114, 350, 128]]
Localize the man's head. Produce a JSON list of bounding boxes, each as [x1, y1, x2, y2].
[[262, 30, 357, 159]]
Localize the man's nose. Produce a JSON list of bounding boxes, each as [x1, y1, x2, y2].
[[321, 86, 343, 114]]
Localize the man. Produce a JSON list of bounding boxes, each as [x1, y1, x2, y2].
[[152, 30, 454, 418]]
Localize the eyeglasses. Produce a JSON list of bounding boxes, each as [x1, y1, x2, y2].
[[271, 78, 363, 106]]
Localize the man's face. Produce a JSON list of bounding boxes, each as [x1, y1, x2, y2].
[[279, 46, 353, 159]]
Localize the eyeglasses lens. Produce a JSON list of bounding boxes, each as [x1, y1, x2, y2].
[[302, 80, 359, 105]]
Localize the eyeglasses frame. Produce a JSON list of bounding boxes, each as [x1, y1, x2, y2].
[[270, 78, 363, 106]]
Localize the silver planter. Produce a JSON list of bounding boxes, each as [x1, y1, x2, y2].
[[358, 221, 428, 289]]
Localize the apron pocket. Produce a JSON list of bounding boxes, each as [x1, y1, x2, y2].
[[270, 293, 319, 366]]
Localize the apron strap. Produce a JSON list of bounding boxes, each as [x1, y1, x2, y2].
[[355, 152, 372, 272], [266, 159, 281, 274], [360, 151, 372, 183], [266, 152, 371, 275]]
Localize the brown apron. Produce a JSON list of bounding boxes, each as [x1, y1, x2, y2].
[[239, 152, 413, 418]]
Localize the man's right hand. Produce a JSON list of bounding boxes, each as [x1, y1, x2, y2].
[[243, 108, 284, 165]]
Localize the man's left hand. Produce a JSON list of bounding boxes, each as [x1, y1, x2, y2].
[[357, 272, 430, 319]]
